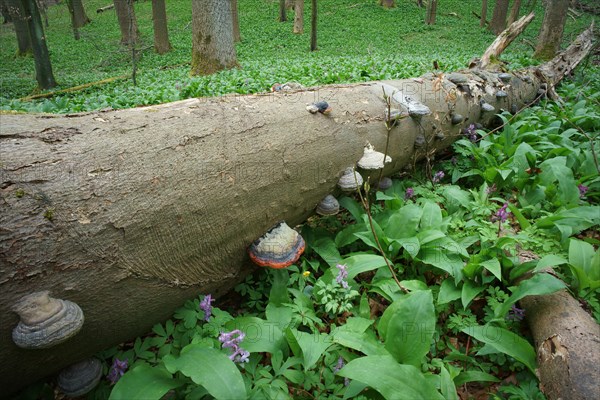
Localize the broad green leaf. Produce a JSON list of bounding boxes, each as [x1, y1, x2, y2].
[[420, 248, 463, 277], [533, 254, 568, 272], [441, 185, 471, 214], [392, 237, 420, 259], [461, 325, 536, 374], [480, 259, 502, 281], [495, 273, 566, 318], [269, 269, 290, 306], [109, 364, 183, 400], [286, 329, 332, 370], [420, 201, 443, 229], [569, 239, 594, 272], [439, 365, 459, 400], [265, 303, 293, 328], [339, 196, 365, 221], [163, 346, 247, 400], [344, 254, 388, 278], [335, 224, 364, 247], [225, 317, 286, 354], [380, 290, 435, 367], [416, 229, 447, 245], [454, 370, 500, 386], [312, 236, 343, 267], [385, 204, 423, 239], [438, 278, 461, 305], [331, 329, 389, 356], [337, 355, 445, 400], [461, 280, 485, 309]]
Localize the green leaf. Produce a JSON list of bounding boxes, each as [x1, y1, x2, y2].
[[461, 280, 485, 309], [495, 273, 566, 318], [461, 325, 537, 374], [311, 236, 343, 267], [344, 254, 388, 278], [420, 248, 463, 277], [331, 329, 389, 356], [269, 269, 290, 306], [438, 278, 461, 305], [385, 204, 423, 239], [163, 345, 247, 400], [379, 290, 435, 367], [439, 365, 459, 400], [392, 237, 420, 259], [285, 329, 332, 370], [420, 201, 443, 229], [480, 258, 502, 281], [337, 355, 445, 400], [569, 239, 595, 272], [533, 254, 568, 272], [339, 196, 365, 221], [225, 317, 286, 354], [109, 364, 183, 400], [454, 370, 500, 386]]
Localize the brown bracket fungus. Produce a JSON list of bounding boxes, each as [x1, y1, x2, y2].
[[248, 222, 306, 269], [316, 195, 340, 216], [337, 167, 364, 192], [357, 143, 392, 170], [450, 113, 464, 125], [307, 101, 331, 114], [57, 358, 103, 398], [11, 291, 84, 349], [377, 177, 393, 191], [498, 73, 512, 83], [379, 83, 431, 120], [480, 99, 495, 113]]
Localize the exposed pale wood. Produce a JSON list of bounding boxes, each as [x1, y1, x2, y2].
[[478, 12, 535, 69]]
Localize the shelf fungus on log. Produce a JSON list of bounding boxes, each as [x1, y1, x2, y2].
[[338, 167, 364, 192], [357, 143, 392, 170], [377, 177, 393, 191], [316, 195, 340, 216], [11, 291, 84, 349], [57, 358, 102, 398], [379, 83, 431, 120], [248, 222, 306, 269]]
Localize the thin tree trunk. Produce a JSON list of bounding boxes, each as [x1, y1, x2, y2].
[[191, 0, 238, 76], [310, 0, 316, 51], [534, 0, 569, 60], [1, 0, 11, 22], [480, 0, 488, 27], [66, 0, 79, 39], [425, 0, 437, 25], [232, 0, 240, 42], [113, 0, 138, 45], [506, 0, 522, 25], [151, 0, 171, 54], [6, 0, 31, 54], [489, 0, 509, 35], [279, 0, 286, 21], [21, 0, 56, 89], [380, 0, 396, 8], [293, 0, 303, 34], [71, 0, 89, 28]]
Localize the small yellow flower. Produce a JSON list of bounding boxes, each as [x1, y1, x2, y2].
[[302, 271, 311, 278]]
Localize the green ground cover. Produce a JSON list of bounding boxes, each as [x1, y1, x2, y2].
[[0, 0, 595, 113]]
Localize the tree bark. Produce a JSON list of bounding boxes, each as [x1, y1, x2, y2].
[[232, 0, 241, 42], [425, 0, 437, 25], [113, 0, 139, 45], [191, 0, 238, 76], [0, 25, 594, 396], [20, 0, 56, 89], [279, 0, 286, 21], [70, 0, 89, 28], [151, 0, 171, 54], [6, 0, 31, 55], [310, 0, 317, 51], [506, 0, 522, 26], [480, 0, 488, 27], [489, 0, 509, 35], [1, 0, 11, 23], [380, 0, 396, 8], [534, 0, 569, 60], [293, 0, 303, 34]]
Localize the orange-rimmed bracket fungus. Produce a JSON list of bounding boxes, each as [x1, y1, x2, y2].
[[248, 222, 306, 269]]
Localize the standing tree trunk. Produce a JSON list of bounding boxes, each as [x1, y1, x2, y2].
[[65, 0, 89, 40], [380, 0, 396, 8], [279, 0, 286, 21], [425, 0, 437, 25], [6, 0, 31, 54], [507, 0, 522, 25], [151, 0, 171, 54], [113, 0, 139, 45], [480, 0, 488, 27], [310, 0, 317, 51], [191, 0, 238, 76], [489, 0, 509, 35], [534, 0, 569, 60], [293, 0, 303, 34], [20, 0, 56, 89], [1, 0, 11, 22], [231, 0, 240, 42]]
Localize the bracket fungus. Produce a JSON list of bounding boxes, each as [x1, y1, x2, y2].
[[357, 143, 392, 170], [377, 177, 393, 191], [57, 358, 102, 398], [306, 101, 331, 114], [446, 73, 469, 85], [498, 73, 512, 83], [316, 195, 340, 216], [11, 291, 84, 349], [480, 99, 495, 113], [337, 167, 364, 192], [248, 222, 306, 269], [414, 134, 427, 148], [496, 90, 508, 98], [451, 114, 464, 125], [379, 83, 431, 120]]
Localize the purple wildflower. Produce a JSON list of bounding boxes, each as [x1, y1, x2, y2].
[[486, 183, 497, 194], [107, 358, 128, 385], [333, 357, 350, 386], [218, 329, 250, 363], [432, 171, 445, 184], [199, 294, 214, 322], [491, 203, 511, 223], [578, 184, 588, 198], [405, 187, 415, 200], [462, 124, 478, 142], [507, 304, 525, 321], [335, 264, 349, 289], [451, 156, 458, 166]]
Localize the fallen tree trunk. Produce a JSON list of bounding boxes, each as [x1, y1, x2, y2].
[[0, 25, 594, 395]]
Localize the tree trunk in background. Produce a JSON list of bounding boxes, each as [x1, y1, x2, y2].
[[279, 0, 286, 21], [310, 0, 317, 51], [113, 0, 139, 45], [20, 0, 56, 89], [293, 0, 303, 34], [6, 0, 31, 54], [71, 0, 89, 28], [534, 0, 569, 60], [191, 0, 238, 76], [232, 0, 240, 42], [1, 0, 11, 22], [380, 0, 396, 8], [506, 0, 522, 25], [480, 0, 488, 27], [151, 0, 171, 54], [489, 0, 509, 35], [0, 25, 594, 396], [425, 0, 437, 25]]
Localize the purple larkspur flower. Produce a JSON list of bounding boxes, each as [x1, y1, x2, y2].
[[432, 171, 445, 184], [335, 264, 349, 289], [491, 203, 511, 223], [507, 304, 525, 321], [405, 187, 415, 200], [451, 156, 458, 166], [486, 183, 497, 194], [578, 184, 588, 198], [219, 330, 250, 363], [463, 124, 478, 142], [333, 356, 350, 386], [199, 294, 214, 322], [107, 358, 128, 385]]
